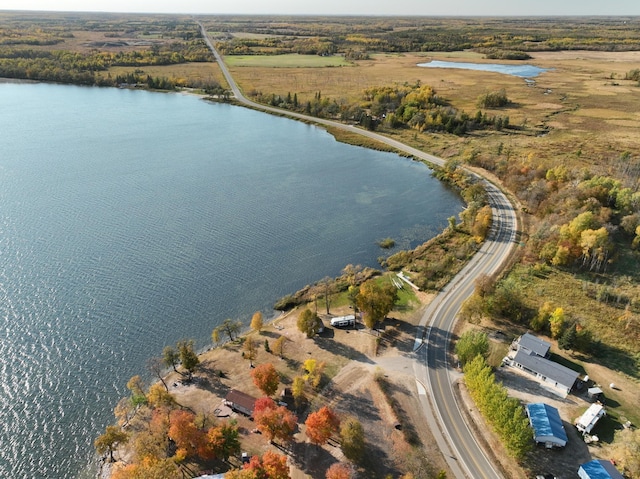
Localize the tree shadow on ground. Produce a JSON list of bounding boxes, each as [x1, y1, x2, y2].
[[356, 434, 398, 478], [314, 332, 374, 364], [195, 360, 232, 397], [260, 330, 281, 339], [337, 391, 381, 422], [377, 376, 421, 446]]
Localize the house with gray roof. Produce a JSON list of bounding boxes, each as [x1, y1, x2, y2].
[[507, 349, 580, 397], [515, 332, 551, 358], [526, 403, 568, 448]]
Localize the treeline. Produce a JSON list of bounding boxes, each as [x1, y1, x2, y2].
[[250, 83, 511, 137], [216, 36, 337, 56], [206, 16, 640, 56], [0, 40, 216, 88], [463, 355, 532, 459]]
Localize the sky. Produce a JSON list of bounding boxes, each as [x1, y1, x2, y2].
[[1, 0, 639, 16]]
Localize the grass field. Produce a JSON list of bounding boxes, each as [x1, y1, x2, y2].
[[224, 53, 352, 68]]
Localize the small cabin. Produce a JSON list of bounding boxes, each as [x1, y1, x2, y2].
[[225, 389, 257, 417]]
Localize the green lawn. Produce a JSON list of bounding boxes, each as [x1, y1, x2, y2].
[[224, 53, 351, 68]]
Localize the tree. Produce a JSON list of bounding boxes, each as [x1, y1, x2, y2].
[[211, 325, 222, 346], [147, 383, 176, 410], [455, 330, 489, 367], [303, 358, 325, 389], [326, 463, 353, 479], [321, 276, 336, 315], [474, 273, 495, 297], [472, 205, 493, 240], [610, 428, 640, 478], [305, 406, 340, 446], [95, 425, 129, 463], [253, 397, 297, 443], [459, 293, 486, 325], [558, 323, 577, 351], [580, 227, 611, 272], [292, 376, 306, 407], [227, 451, 290, 479], [260, 450, 290, 479], [147, 356, 169, 391], [111, 457, 181, 479], [216, 318, 243, 342], [340, 416, 365, 462], [273, 335, 286, 358], [162, 345, 179, 373], [297, 308, 320, 338], [168, 409, 202, 458], [549, 307, 566, 339], [126, 375, 147, 406], [250, 311, 264, 333], [357, 279, 398, 329], [207, 421, 241, 461], [243, 338, 258, 367], [251, 363, 279, 396], [177, 339, 199, 378]]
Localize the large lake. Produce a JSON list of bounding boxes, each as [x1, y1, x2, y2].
[[0, 82, 463, 477]]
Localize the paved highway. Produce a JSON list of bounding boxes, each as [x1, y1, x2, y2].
[[199, 23, 518, 479]]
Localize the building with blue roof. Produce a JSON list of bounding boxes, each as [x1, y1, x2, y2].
[[578, 459, 624, 479], [525, 403, 568, 448]]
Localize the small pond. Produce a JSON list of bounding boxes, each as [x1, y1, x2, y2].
[[417, 60, 550, 78]]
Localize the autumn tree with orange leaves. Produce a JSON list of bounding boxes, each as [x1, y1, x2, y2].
[[225, 450, 290, 479], [251, 363, 279, 396], [305, 406, 340, 446], [253, 397, 297, 443], [325, 462, 354, 479]]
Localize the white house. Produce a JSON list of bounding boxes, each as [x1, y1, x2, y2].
[[508, 349, 580, 396]]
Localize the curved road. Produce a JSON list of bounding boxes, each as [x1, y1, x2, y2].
[[200, 23, 517, 479]]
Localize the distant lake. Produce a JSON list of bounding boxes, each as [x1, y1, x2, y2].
[[417, 60, 550, 78], [0, 82, 463, 478]]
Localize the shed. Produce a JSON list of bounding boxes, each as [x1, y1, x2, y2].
[[510, 349, 579, 396], [526, 403, 568, 448], [578, 459, 624, 479], [517, 333, 551, 358], [576, 403, 606, 435], [225, 389, 257, 417], [587, 387, 604, 400]]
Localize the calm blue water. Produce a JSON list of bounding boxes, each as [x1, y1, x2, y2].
[[417, 60, 549, 78], [0, 82, 463, 478]]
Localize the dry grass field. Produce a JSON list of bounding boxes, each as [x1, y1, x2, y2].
[[225, 49, 640, 169]]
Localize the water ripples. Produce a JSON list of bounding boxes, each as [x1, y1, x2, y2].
[[0, 83, 462, 477]]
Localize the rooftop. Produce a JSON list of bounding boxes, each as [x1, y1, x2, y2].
[[513, 349, 580, 389], [579, 459, 624, 479], [517, 333, 551, 357], [526, 403, 568, 444]]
